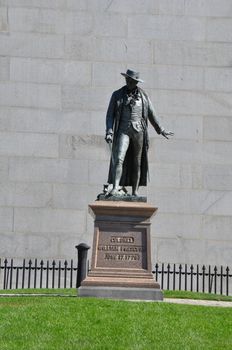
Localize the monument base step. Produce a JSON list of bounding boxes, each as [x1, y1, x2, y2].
[[78, 286, 163, 301]]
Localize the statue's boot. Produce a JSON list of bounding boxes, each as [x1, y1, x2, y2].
[[132, 170, 140, 196]]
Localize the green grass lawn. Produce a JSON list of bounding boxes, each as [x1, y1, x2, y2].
[[0, 291, 231, 350]]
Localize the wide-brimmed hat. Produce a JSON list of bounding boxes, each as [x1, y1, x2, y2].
[[121, 69, 144, 83]]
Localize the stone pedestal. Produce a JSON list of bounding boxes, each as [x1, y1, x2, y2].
[[78, 201, 163, 301]]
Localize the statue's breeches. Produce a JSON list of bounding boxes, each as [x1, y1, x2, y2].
[[115, 127, 144, 168]]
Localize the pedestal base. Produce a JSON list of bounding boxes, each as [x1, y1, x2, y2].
[[79, 201, 163, 301], [78, 286, 163, 301]]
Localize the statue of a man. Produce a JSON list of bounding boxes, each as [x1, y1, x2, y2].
[[105, 69, 173, 196]]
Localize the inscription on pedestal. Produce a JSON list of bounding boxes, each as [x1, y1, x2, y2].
[[95, 229, 147, 269]]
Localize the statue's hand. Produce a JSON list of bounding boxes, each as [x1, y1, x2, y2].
[[105, 133, 113, 143], [161, 130, 174, 139]]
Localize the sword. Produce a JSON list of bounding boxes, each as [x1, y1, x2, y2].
[[107, 140, 114, 167]]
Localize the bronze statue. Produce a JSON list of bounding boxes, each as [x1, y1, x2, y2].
[[105, 69, 173, 197]]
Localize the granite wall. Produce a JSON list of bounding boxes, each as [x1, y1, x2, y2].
[[0, 0, 231, 267]]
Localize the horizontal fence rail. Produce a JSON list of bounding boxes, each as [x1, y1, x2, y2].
[[0, 259, 231, 296]]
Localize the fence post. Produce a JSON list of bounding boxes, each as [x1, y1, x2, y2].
[[155, 263, 159, 282], [226, 267, 229, 296], [76, 243, 90, 288], [3, 259, 8, 289], [179, 264, 182, 291], [214, 266, 217, 294], [173, 264, 176, 291], [202, 265, 205, 293], [190, 265, 194, 292], [167, 264, 170, 290]]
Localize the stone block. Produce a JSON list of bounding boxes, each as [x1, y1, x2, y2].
[[79, 286, 163, 301], [154, 41, 232, 67], [128, 15, 205, 41], [205, 68, 232, 92], [148, 189, 208, 215], [0, 182, 52, 207], [58, 233, 81, 259], [207, 18, 232, 42], [121, 38, 153, 64], [159, 0, 185, 15], [154, 238, 206, 265], [202, 215, 232, 241], [65, 36, 94, 61], [3, 0, 66, 9], [152, 213, 202, 239], [66, 0, 88, 10], [9, 8, 63, 34], [9, 158, 88, 184], [0, 56, 9, 80], [149, 163, 202, 190], [88, 160, 109, 185], [11, 232, 67, 259], [0, 157, 8, 181], [52, 184, 90, 210], [14, 208, 86, 233], [64, 11, 93, 35], [151, 90, 232, 116], [149, 139, 202, 164], [89, 110, 108, 135], [10, 57, 62, 84], [185, 0, 232, 17], [0, 6, 7, 32], [9, 232, 77, 259], [0, 132, 58, 157], [159, 115, 202, 141], [201, 191, 232, 216], [0, 107, 90, 134], [137, 65, 204, 91], [148, 163, 181, 189], [0, 208, 13, 232], [65, 36, 152, 64], [92, 62, 127, 87], [179, 164, 203, 190], [202, 141, 232, 165], [59, 134, 108, 161], [94, 13, 127, 37], [0, 82, 61, 109], [0, 32, 64, 58], [204, 116, 232, 142], [10, 57, 91, 85], [0, 233, 27, 258], [86, 0, 159, 14], [62, 86, 110, 111], [204, 240, 232, 266], [203, 164, 232, 190], [192, 165, 203, 190], [22, 233, 55, 258], [63, 61, 91, 85], [18, 10, 93, 35]]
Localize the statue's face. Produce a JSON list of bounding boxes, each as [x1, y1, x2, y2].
[[125, 76, 138, 90]]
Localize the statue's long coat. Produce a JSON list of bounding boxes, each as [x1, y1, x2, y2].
[[106, 85, 164, 187]]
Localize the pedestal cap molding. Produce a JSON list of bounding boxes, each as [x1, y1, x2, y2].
[[89, 201, 158, 219]]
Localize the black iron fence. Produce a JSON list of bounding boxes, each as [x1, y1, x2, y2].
[[0, 258, 231, 296], [0, 258, 77, 290], [153, 263, 232, 296]]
